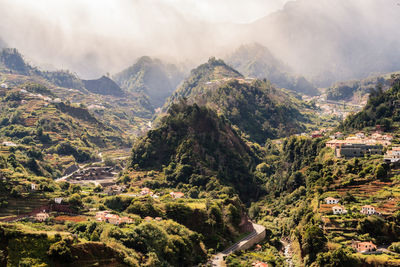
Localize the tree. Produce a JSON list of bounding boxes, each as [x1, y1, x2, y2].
[[11, 185, 24, 197], [315, 248, 358, 267], [67, 193, 83, 209], [301, 224, 327, 263], [47, 240, 73, 262], [375, 163, 388, 180]]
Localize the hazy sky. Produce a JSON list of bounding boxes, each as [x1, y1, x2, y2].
[[1, 0, 399, 83], [0, 0, 290, 77]]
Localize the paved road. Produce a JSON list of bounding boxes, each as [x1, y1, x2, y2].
[[211, 222, 265, 267], [55, 152, 104, 183]]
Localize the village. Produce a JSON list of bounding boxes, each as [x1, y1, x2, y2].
[[1, 182, 187, 228], [319, 195, 391, 254]]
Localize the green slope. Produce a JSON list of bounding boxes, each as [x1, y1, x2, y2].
[[163, 57, 309, 143]]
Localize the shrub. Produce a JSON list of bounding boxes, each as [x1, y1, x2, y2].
[[389, 242, 400, 253], [47, 240, 72, 262]]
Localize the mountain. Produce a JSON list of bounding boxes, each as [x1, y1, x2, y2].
[[0, 48, 85, 91], [246, 0, 400, 86], [164, 58, 309, 143], [114, 56, 185, 108], [0, 48, 33, 75], [326, 71, 400, 103], [82, 76, 125, 97], [340, 74, 400, 131], [130, 102, 261, 202], [0, 83, 130, 178], [226, 43, 319, 96]]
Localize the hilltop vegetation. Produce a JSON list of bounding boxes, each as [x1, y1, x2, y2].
[[166, 57, 242, 106], [340, 75, 400, 131], [226, 43, 319, 96], [114, 56, 185, 108], [0, 48, 85, 91], [164, 57, 310, 143], [131, 101, 262, 202], [82, 76, 125, 97]]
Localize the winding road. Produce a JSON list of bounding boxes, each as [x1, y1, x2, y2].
[[211, 223, 266, 266]]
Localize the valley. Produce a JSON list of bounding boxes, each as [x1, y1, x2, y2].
[[1, 2, 400, 266]]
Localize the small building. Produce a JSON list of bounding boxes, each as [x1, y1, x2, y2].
[[2, 141, 17, 147], [334, 132, 344, 139], [105, 213, 120, 224], [335, 143, 383, 158], [352, 241, 377, 253], [0, 83, 8, 89], [54, 197, 63, 204], [371, 132, 383, 140], [31, 183, 38, 191], [355, 132, 365, 139], [332, 205, 347, 215], [311, 131, 323, 138], [95, 210, 111, 222], [144, 216, 153, 222], [325, 197, 340, 205], [361, 205, 376, 215], [154, 217, 162, 221], [384, 147, 400, 163], [119, 216, 134, 224], [253, 262, 269, 267], [170, 192, 184, 199], [35, 212, 49, 222], [140, 187, 153, 196]]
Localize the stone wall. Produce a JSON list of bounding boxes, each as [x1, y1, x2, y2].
[[237, 228, 266, 251]]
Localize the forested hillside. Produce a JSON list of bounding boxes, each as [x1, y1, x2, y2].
[[131, 102, 262, 202], [340, 75, 400, 131]]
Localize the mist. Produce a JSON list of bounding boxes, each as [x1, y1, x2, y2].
[[0, 0, 399, 84], [0, 0, 287, 78]]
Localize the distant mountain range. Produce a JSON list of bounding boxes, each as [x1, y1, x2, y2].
[[114, 56, 185, 108], [245, 0, 400, 86], [0, 47, 129, 98], [225, 43, 319, 96]]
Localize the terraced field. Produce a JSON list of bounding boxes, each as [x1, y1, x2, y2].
[[0, 195, 49, 218]]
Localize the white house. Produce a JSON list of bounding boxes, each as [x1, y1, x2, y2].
[[31, 183, 38, 191], [384, 147, 400, 163], [54, 197, 63, 204], [325, 197, 340, 205], [0, 83, 8, 89], [355, 132, 365, 139], [361, 205, 376, 215], [332, 205, 347, 215], [2, 141, 17, 147]]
